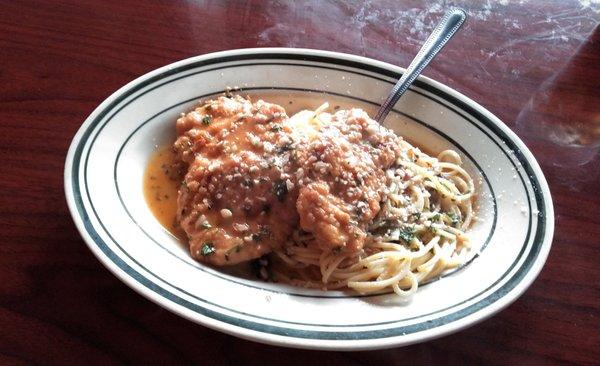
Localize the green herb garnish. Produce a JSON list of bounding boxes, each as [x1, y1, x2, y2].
[[355, 203, 368, 218], [200, 222, 211, 230], [446, 212, 460, 227], [276, 142, 293, 154], [202, 115, 212, 125], [200, 242, 215, 256], [398, 226, 415, 243], [273, 180, 288, 202], [252, 226, 271, 242]]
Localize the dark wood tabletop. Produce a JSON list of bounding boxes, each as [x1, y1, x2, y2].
[[1, 1, 599, 365]]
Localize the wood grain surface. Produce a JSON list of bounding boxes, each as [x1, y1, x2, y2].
[[1, 1, 599, 365]]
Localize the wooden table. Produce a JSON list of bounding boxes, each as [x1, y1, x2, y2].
[[1, 1, 599, 364]]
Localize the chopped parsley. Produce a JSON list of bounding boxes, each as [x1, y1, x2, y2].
[[271, 124, 282, 132], [432, 213, 441, 222], [252, 226, 271, 242], [200, 242, 215, 256], [446, 212, 460, 227], [273, 180, 288, 202], [200, 222, 211, 230], [355, 203, 368, 218], [398, 226, 415, 243], [276, 142, 293, 154], [202, 115, 212, 125]]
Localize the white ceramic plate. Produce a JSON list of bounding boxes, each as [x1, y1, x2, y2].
[[64, 48, 554, 350]]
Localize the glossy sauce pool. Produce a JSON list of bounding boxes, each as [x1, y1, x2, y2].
[[143, 145, 186, 241]]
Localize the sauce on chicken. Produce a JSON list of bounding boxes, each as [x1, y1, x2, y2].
[[173, 96, 298, 265], [145, 95, 404, 266]]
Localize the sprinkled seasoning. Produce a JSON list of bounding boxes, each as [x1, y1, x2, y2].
[[233, 223, 249, 232], [220, 208, 233, 218]]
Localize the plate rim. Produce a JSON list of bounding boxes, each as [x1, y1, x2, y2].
[[64, 47, 554, 350]]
